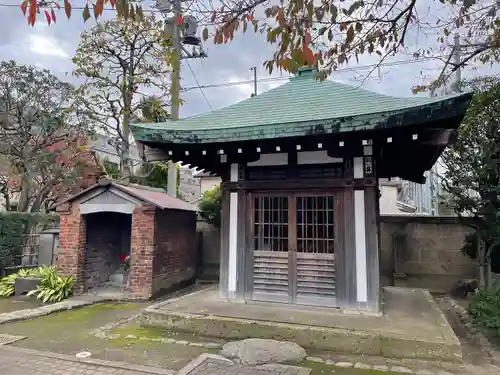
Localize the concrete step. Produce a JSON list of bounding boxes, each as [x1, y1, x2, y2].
[[138, 288, 463, 363], [109, 272, 124, 284]]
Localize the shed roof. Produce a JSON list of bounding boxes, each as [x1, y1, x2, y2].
[[53, 179, 197, 212], [130, 67, 472, 145]]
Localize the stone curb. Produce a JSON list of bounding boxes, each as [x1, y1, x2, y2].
[[145, 285, 217, 312], [0, 296, 107, 326], [92, 330, 224, 350], [0, 346, 174, 375], [0, 290, 153, 326], [447, 296, 500, 366], [303, 356, 456, 374]]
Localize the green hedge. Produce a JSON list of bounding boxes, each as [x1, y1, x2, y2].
[[469, 287, 500, 337], [0, 212, 58, 269]]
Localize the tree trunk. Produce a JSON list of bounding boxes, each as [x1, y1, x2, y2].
[[478, 232, 486, 288], [485, 242, 497, 288], [18, 167, 32, 212], [121, 114, 131, 183]]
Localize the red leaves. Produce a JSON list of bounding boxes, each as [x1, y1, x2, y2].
[[304, 30, 311, 46], [64, 0, 72, 19], [44, 9, 51, 25], [177, 15, 183, 25], [51, 8, 56, 22], [210, 10, 217, 22], [20, 1, 27, 16], [27, 0, 37, 26], [94, 0, 104, 18], [302, 46, 315, 65]]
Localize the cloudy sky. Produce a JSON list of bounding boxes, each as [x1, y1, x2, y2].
[[0, 0, 497, 119]]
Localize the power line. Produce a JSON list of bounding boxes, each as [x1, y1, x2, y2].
[[184, 60, 213, 111], [181, 55, 448, 92]]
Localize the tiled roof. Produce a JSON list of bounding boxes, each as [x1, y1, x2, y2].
[[131, 67, 473, 144]]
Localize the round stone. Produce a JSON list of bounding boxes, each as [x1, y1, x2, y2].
[[220, 339, 307, 366], [335, 362, 353, 368], [354, 363, 371, 370], [75, 352, 92, 359], [306, 357, 324, 363]]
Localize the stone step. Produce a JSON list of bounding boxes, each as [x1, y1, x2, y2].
[[109, 272, 124, 284], [139, 308, 462, 363]]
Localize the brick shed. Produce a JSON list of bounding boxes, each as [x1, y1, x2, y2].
[[53, 179, 199, 298]]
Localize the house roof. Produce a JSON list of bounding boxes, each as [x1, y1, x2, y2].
[[52, 179, 197, 212], [130, 67, 473, 145]]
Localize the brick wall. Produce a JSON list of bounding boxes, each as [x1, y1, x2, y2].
[[56, 205, 85, 293], [84, 212, 131, 290], [152, 208, 198, 296], [128, 205, 156, 297], [380, 215, 477, 292]]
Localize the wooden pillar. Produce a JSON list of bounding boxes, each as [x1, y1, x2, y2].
[[341, 143, 380, 312], [337, 158, 357, 309], [219, 180, 230, 299], [221, 163, 246, 301]]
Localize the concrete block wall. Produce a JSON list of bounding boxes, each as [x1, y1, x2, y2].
[[379, 215, 477, 292], [196, 215, 477, 293]]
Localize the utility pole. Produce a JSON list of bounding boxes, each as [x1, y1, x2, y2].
[[250, 66, 257, 97], [156, 0, 207, 197], [165, 0, 182, 197], [452, 33, 462, 93]]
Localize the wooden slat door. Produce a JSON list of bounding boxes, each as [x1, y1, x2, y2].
[[251, 194, 291, 303], [250, 193, 337, 307], [294, 195, 337, 307]]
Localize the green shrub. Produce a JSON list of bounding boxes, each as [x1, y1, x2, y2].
[[461, 232, 500, 273], [469, 286, 500, 336], [0, 267, 40, 297], [198, 185, 221, 227], [0, 265, 73, 302], [27, 266, 74, 303]]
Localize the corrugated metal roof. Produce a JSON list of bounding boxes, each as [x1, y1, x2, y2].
[[112, 182, 197, 212], [52, 179, 198, 212]]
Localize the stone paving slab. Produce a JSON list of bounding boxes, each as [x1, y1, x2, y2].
[[177, 354, 311, 375], [0, 334, 26, 345], [0, 295, 109, 326], [0, 346, 174, 375]]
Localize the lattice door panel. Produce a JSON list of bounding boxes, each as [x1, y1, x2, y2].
[[295, 196, 336, 306], [252, 196, 290, 303]]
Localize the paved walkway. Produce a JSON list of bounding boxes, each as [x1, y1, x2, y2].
[[0, 348, 311, 375], [176, 355, 310, 375], [0, 347, 174, 375]]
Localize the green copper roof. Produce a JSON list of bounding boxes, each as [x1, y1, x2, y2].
[[131, 67, 472, 144]]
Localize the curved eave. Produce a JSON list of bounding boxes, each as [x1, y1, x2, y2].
[[131, 92, 472, 145]]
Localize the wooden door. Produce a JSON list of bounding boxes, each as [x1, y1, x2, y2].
[[250, 193, 337, 307], [294, 195, 337, 307], [251, 194, 291, 303]]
